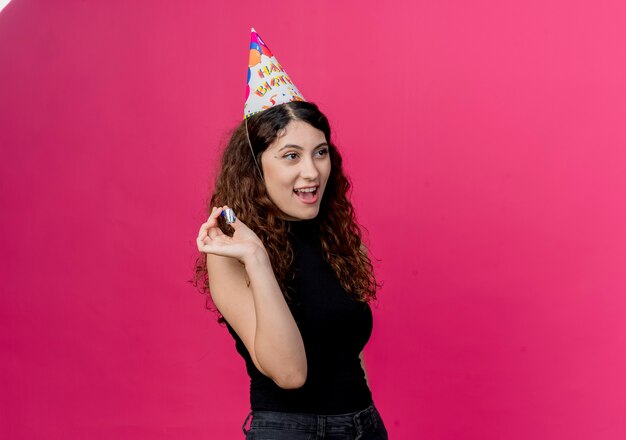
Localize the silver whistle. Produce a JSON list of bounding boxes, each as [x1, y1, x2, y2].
[[221, 208, 236, 224]]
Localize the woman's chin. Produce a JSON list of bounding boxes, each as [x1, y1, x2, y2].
[[279, 207, 320, 221]]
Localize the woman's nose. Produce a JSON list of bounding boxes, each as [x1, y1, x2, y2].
[[300, 158, 320, 179]]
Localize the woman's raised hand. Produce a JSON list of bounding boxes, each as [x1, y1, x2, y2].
[[196, 206, 265, 264]]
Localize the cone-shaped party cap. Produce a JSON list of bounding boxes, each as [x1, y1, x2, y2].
[[244, 28, 306, 120]]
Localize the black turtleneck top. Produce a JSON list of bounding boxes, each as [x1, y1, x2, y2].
[[224, 217, 373, 414]]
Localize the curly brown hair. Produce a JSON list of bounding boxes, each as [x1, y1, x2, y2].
[[191, 101, 382, 324]]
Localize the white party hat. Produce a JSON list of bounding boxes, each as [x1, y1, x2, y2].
[[243, 28, 306, 119]]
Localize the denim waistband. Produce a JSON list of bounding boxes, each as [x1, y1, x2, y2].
[[241, 402, 380, 436]]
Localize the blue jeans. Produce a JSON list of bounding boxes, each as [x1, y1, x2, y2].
[[241, 402, 388, 439]]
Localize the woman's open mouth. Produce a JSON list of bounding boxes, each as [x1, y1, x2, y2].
[[293, 186, 319, 204]]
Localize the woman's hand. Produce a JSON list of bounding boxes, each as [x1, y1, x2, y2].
[[196, 206, 266, 264]]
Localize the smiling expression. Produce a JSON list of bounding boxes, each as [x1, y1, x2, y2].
[[260, 120, 331, 221]]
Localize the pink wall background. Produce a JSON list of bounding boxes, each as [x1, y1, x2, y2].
[[1, 0, 625, 438]]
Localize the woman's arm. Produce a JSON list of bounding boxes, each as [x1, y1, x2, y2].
[[200, 207, 307, 389], [359, 351, 370, 388]]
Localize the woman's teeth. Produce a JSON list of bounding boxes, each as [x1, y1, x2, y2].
[[294, 187, 318, 202]]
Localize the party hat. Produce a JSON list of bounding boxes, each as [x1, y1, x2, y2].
[[244, 28, 306, 120]]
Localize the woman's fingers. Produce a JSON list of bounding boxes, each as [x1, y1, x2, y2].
[[207, 206, 224, 239], [196, 207, 225, 248], [196, 205, 261, 259], [197, 208, 216, 237], [198, 232, 232, 254]]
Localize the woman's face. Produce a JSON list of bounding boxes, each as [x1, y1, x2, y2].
[[260, 119, 331, 221]]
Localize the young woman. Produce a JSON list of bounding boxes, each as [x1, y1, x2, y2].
[[194, 100, 388, 439]]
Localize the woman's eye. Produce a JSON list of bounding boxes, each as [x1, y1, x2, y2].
[[284, 149, 328, 160]]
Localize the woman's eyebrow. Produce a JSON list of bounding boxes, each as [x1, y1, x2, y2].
[[278, 142, 328, 152]]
